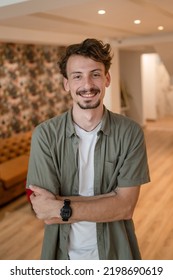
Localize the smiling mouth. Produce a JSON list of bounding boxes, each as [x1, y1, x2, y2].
[[76, 88, 100, 98], [80, 92, 97, 98]]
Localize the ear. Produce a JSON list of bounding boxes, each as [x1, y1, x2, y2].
[[63, 77, 70, 92], [105, 72, 111, 88]]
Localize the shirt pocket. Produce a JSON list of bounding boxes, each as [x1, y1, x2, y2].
[[102, 161, 118, 191], [103, 154, 125, 191]]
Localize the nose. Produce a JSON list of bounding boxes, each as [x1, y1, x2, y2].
[[83, 75, 93, 89]]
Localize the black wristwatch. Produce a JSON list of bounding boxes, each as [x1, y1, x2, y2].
[[60, 199, 72, 222]]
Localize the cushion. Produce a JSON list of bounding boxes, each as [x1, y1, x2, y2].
[[0, 155, 29, 189]]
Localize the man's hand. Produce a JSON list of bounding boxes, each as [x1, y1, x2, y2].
[[28, 185, 140, 224], [29, 185, 62, 221]]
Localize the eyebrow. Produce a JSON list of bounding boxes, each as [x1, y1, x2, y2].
[[69, 69, 102, 76]]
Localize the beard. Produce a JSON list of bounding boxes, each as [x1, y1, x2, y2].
[[76, 87, 101, 110], [77, 99, 101, 110]]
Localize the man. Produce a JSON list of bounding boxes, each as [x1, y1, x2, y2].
[[26, 38, 150, 260]]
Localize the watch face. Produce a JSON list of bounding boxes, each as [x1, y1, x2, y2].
[[62, 207, 72, 218], [60, 203, 72, 221]]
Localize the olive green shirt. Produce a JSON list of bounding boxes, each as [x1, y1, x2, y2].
[[26, 108, 150, 260]]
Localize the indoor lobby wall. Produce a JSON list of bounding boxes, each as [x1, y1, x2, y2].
[[0, 42, 72, 138]]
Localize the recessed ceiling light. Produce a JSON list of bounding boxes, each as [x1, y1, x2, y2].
[[134, 19, 141, 25], [98, 10, 106, 15], [158, 26, 164, 31]]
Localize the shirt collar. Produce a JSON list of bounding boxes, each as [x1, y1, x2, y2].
[[66, 108, 76, 138], [100, 107, 111, 136], [66, 106, 111, 137]]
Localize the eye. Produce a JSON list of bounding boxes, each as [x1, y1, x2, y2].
[[92, 72, 101, 78], [72, 74, 82, 80]]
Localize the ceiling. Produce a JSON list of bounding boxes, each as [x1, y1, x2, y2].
[[0, 0, 173, 76], [0, 0, 173, 50]]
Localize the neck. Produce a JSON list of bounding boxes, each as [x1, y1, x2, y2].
[[72, 105, 104, 132]]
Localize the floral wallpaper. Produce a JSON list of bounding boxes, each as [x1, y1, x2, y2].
[[0, 43, 72, 138]]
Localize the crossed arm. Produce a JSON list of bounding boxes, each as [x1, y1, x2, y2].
[[29, 184, 140, 225]]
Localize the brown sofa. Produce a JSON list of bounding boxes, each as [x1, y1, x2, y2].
[[0, 131, 32, 206]]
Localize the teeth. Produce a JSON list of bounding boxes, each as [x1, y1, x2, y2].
[[81, 93, 96, 97]]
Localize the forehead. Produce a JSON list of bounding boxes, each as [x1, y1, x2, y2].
[[66, 55, 105, 74]]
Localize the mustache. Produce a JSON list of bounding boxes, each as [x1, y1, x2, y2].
[[76, 87, 100, 95]]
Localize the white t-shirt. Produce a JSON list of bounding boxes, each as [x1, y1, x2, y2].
[[68, 122, 101, 260]]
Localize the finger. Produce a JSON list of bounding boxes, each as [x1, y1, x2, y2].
[[29, 185, 56, 201], [45, 218, 58, 225], [30, 192, 36, 202], [44, 219, 52, 225], [29, 185, 46, 195]]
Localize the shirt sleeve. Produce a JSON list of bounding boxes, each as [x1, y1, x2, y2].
[[117, 123, 150, 187], [26, 125, 61, 195]]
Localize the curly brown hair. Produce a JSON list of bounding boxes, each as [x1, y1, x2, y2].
[[58, 38, 113, 78]]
